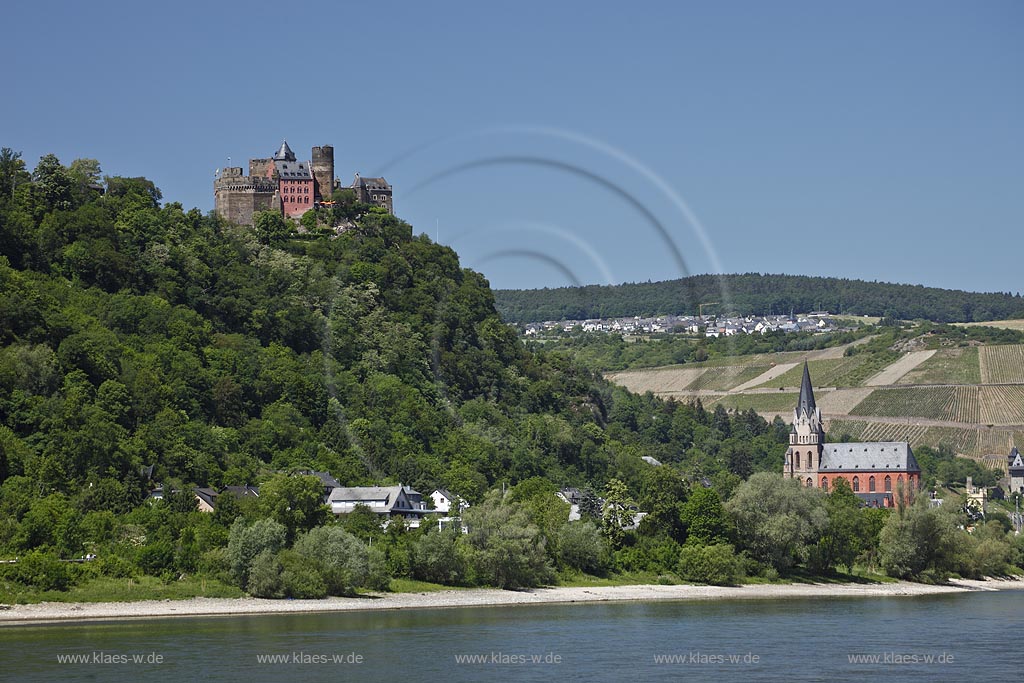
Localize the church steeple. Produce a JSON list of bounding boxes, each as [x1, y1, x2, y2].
[[797, 361, 817, 419], [790, 360, 824, 450]]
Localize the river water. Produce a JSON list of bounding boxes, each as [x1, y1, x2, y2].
[[3, 590, 1023, 682]]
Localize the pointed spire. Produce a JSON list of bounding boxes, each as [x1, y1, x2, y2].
[[797, 361, 816, 417], [273, 139, 296, 161]]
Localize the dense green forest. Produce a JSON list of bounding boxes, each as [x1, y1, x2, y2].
[[0, 149, 1020, 601], [494, 273, 1024, 323]]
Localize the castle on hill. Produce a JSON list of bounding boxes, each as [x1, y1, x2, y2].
[[783, 363, 921, 507], [214, 140, 392, 226]]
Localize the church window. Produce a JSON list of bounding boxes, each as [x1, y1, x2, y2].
[[807, 452, 812, 469], [869, 476, 876, 492], [821, 477, 828, 491], [885, 475, 892, 492], [852, 476, 860, 492], [806, 477, 813, 488]]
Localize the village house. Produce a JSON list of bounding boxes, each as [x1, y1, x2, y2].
[[429, 488, 468, 515], [328, 484, 432, 528], [1008, 447, 1024, 495]]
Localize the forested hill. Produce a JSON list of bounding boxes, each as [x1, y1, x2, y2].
[[0, 149, 785, 506], [493, 273, 1024, 324]]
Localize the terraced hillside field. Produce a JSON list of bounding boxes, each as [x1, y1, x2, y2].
[[686, 365, 773, 391], [979, 385, 1024, 426], [826, 419, 984, 455], [606, 341, 1024, 457], [708, 392, 801, 413], [606, 367, 707, 395], [849, 386, 980, 423], [980, 344, 1024, 384]]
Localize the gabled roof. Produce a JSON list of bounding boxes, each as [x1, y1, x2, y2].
[[194, 487, 219, 508], [222, 485, 260, 498], [820, 442, 919, 473], [328, 485, 417, 513], [297, 470, 340, 489], [797, 361, 817, 418], [1009, 447, 1024, 469]]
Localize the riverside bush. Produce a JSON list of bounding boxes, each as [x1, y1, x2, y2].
[[677, 543, 742, 585]]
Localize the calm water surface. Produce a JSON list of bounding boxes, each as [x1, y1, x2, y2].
[[3, 591, 1023, 682]]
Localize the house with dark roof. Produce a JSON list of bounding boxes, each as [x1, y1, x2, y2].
[[784, 362, 920, 507], [194, 487, 219, 513], [328, 484, 431, 527], [1008, 447, 1024, 494], [294, 470, 341, 502]]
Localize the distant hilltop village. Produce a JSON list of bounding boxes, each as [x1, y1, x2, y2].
[[214, 140, 392, 226]]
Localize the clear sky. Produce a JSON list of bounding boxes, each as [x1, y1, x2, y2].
[[4, 1, 1021, 294]]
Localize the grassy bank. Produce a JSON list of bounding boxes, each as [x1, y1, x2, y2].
[[0, 575, 244, 605]]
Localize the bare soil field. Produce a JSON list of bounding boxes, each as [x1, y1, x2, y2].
[[954, 319, 1024, 332], [816, 387, 875, 415]]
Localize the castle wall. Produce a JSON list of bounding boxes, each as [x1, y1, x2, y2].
[[249, 158, 274, 178], [214, 174, 279, 226]]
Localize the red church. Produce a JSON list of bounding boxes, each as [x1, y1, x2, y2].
[[783, 363, 920, 507]]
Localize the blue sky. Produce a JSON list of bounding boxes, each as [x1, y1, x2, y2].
[[4, 1, 1021, 294]]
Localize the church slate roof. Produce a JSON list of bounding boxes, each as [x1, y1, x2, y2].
[[819, 442, 919, 472]]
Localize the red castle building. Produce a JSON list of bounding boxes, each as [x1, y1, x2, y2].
[[783, 363, 920, 507]]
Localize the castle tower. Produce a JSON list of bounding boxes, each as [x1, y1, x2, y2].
[[274, 140, 297, 162], [311, 145, 335, 202], [785, 362, 824, 483]]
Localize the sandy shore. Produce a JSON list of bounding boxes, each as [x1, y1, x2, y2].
[[2, 578, 1022, 626]]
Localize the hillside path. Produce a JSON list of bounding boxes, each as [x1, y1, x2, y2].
[[731, 362, 799, 392], [864, 350, 936, 386]]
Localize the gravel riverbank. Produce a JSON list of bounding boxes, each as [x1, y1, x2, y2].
[[3, 577, 1022, 626]]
